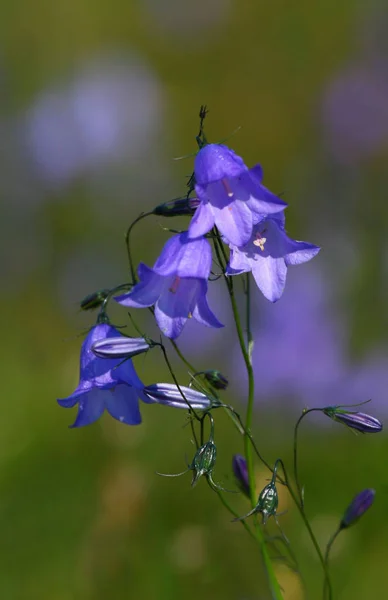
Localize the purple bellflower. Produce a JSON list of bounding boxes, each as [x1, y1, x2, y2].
[[115, 232, 223, 339], [340, 489, 375, 529], [226, 213, 320, 302], [232, 454, 250, 497], [188, 144, 287, 247], [57, 323, 153, 427]]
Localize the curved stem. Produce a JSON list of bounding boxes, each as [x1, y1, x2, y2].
[[125, 212, 153, 282], [293, 408, 324, 506], [323, 528, 340, 600]]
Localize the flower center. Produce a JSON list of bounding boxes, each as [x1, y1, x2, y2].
[[222, 178, 234, 197], [169, 276, 181, 294], [253, 230, 267, 251]]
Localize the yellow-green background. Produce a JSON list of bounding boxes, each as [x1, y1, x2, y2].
[[1, 1, 387, 598]]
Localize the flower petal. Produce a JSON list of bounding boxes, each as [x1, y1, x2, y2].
[[251, 255, 287, 302], [115, 264, 165, 308], [92, 337, 150, 359], [154, 278, 201, 338], [213, 197, 253, 246], [192, 281, 224, 329], [188, 199, 215, 239], [285, 242, 321, 266], [69, 388, 105, 428], [105, 384, 142, 425], [194, 143, 247, 185], [236, 170, 287, 216], [144, 383, 212, 410]]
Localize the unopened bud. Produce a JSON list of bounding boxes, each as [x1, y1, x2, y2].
[[152, 197, 200, 218], [80, 289, 110, 311], [323, 407, 382, 433], [204, 370, 229, 390], [340, 489, 375, 529], [232, 454, 250, 497]]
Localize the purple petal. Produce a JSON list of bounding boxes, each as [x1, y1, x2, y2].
[[155, 278, 201, 338], [153, 233, 212, 279], [188, 199, 215, 239], [105, 384, 142, 425], [115, 264, 166, 308], [143, 383, 212, 410], [192, 281, 224, 329], [92, 337, 150, 359], [227, 247, 252, 274], [213, 197, 253, 246], [194, 143, 247, 185], [69, 388, 105, 428], [251, 255, 287, 302], [236, 170, 287, 216], [285, 242, 321, 266]]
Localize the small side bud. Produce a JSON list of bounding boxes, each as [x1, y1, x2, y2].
[[340, 489, 375, 529], [323, 407, 383, 433], [204, 370, 229, 390], [232, 454, 250, 498], [152, 197, 200, 218], [80, 289, 110, 311], [191, 440, 217, 487]]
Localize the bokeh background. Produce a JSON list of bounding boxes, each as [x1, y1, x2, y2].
[[2, 0, 388, 598]]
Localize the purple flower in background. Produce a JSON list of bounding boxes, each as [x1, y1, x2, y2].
[[115, 232, 223, 339], [188, 144, 287, 247], [57, 323, 152, 427], [340, 489, 375, 529], [232, 454, 250, 497], [226, 213, 320, 302]]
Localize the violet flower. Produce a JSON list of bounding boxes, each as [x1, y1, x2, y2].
[[115, 232, 223, 339], [188, 143, 287, 247], [340, 489, 375, 529], [57, 323, 153, 427], [92, 336, 151, 359], [226, 213, 320, 302]]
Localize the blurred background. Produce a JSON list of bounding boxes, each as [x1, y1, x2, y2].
[[1, 0, 388, 598]]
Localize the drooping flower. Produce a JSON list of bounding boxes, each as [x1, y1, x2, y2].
[[143, 383, 213, 410], [340, 489, 375, 529], [188, 144, 287, 247], [57, 323, 153, 427], [115, 232, 223, 339], [226, 213, 320, 302], [323, 406, 383, 433]]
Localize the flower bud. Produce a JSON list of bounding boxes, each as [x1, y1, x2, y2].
[[143, 383, 212, 410], [256, 482, 279, 525], [340, 489, 375, 529], [92, 336, 151, 359], [323, 407, 383, 433], [232, 454, 250, 497], [152, 197, 200, 218], [204, 370, 229, 390], [80, 289, 110, 311], [191, 440, 217, 487]]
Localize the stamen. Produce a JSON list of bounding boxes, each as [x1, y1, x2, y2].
[[253, 232, 267, 251], [169, 276, 181, 294], [222, 178, 234, 197], [188, 312, 193, 319]]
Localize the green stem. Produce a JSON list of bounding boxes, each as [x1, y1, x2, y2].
[[323, 528, 340, 600], [293, 408, 323, 506], [213, 232, 283, 600]]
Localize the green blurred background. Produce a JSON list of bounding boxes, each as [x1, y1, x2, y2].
[[1, 0, 388, 598]]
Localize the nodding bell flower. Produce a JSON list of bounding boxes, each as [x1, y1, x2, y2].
[[188, 143, 287, 247], [226, 212, 320, 302], [115, 232, 223, 339], [340, 489, 375, 529], [323, 406, 383, 433], [80, 289, 110, 311], [232, 454, 250, 498], [152, 196, 200, 217], [92, 336, 152, 359], [57, 323, 153, 427], [143, 383, 213, 410]]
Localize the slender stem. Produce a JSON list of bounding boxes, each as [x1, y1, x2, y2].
[[213, 232, 283, 600], [293, 408, 323, 506], [125, 212, 153, 282], [323, 528, 340, 600]]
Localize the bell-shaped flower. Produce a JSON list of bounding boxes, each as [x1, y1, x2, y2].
[[115, 232, 223, 339], [226, 213, 320, 302], [188, 143, 287, 247], [57, 323, 153, 427]]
